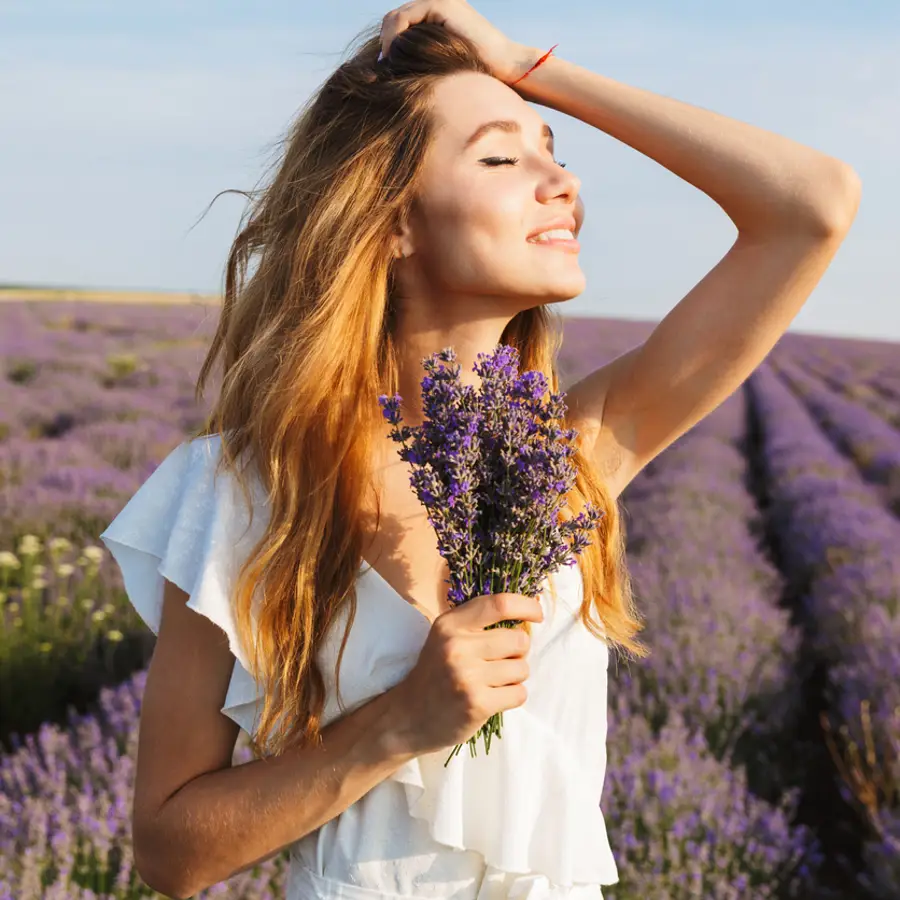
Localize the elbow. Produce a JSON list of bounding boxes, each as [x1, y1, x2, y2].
[[805, 162, 863, 239], [133, 858, 179, 899], [134, 823, 201, 900], [135, 860, 198, 900], [745, 162, 863, 241]]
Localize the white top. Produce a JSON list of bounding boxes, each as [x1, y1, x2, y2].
[[100, 434, 619, 900]]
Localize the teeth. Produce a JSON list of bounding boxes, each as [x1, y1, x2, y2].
[[529, 228, 574, 243]]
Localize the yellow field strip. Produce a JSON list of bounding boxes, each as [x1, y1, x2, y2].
[[0, 288, 222, 305]]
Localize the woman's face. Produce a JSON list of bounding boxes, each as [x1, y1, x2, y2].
[[393, 71, 586, 311]]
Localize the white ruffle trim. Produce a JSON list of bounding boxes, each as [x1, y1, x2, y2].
[[100, 435, 269, 736], [389, 704, 618, 889]]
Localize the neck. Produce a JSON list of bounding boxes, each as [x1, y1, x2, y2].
[[389, 319, 514, 427]]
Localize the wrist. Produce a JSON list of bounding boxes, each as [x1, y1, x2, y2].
[[378, 681, 426, 761], [501, 44, 544, 87]]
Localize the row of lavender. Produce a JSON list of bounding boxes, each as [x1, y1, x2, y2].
[[773, 338, 900, 422], [774, 332, 900, 379], [787, 360, 900, 430], [0, 300, 218, 549], [747, 363, 900, 898], [771, 358, 900, 514], [604, 389, 822, 898], [772, 336, 900, 422]]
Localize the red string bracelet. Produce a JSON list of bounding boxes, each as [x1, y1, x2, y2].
[[509, 43, 559, 86]]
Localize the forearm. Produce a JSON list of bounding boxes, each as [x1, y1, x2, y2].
[[509, 45, 859, 236], [142, 682, 422, 899]]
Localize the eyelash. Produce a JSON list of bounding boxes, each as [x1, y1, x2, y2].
[[480, 156, 568, 169]]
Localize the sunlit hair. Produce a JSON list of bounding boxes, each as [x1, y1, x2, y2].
[[191, 20, 649, 761]]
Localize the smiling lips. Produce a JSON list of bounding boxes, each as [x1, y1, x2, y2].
[[526, 215, 580, 252], [527, 228, 580, 253]]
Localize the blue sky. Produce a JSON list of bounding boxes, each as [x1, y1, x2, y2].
[[2, 1, 897, 341]]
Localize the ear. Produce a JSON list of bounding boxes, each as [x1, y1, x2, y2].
[[392, 235, 413, 260], [392, 211, 416, 260]]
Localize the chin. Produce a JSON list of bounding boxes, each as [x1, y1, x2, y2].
[[543, 290, 583, 306], [545, 274, 587, 301]]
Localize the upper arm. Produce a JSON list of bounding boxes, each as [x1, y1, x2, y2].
[[565, 344, 643, 498], [566, 223, 858, 498], [132, 577, 241, 873]]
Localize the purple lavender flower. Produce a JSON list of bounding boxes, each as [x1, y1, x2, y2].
[[379, 344, 604, 764]]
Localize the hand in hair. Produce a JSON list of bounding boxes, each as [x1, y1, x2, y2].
[[378, 0, 534, 85]]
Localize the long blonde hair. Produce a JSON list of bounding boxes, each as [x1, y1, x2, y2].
[[191, 21, 649, 760]]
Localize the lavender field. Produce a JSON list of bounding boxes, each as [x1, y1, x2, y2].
[[1, 299, 898, 899]]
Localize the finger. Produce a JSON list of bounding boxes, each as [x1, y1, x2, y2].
[[380, 6, 413, 60], [485, 657, 530, 688], [471, 592, 543, 630], [479, 626, 531, 661], [380, 1, 447, 60]]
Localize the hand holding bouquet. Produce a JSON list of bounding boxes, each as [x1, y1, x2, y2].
[[378, 345, 604, 766]]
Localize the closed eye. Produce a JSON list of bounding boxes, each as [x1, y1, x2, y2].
[[480, 156, 568, 168]]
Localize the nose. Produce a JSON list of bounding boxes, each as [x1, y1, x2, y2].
[[540, 163, 580, 205]]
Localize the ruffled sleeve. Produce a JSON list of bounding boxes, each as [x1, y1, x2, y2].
[[99, 434, 270, 738], [389, 707, 617, 889]]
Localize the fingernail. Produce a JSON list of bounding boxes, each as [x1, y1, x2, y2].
[[377, 49, 384, 62]]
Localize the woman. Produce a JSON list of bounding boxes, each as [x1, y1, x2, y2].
[[99, 2, 860, 898]]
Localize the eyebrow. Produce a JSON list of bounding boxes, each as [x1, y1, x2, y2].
[[463, 119, 554, 150]]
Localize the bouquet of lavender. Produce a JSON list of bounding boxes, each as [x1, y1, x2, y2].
[[378, 344, 605, 766]]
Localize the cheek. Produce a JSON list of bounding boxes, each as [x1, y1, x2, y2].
[[414, 177, 528, 283], [420, 199, 501, 275], [430, 167, 521, 230]]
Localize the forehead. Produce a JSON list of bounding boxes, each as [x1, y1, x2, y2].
[[427, 72, 551, 152]]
